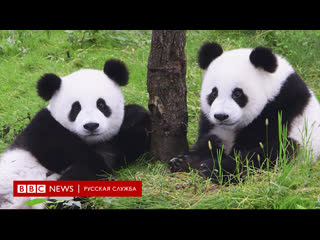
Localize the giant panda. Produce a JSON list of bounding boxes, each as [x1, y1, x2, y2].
[[0, 59, 150, 209], [169, 42, 320, 183]]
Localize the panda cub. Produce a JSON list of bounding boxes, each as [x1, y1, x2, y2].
[[170, 42, 320, 182], [0, 59, 150, 209]]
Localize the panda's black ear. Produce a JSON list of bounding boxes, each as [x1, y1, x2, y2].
[[249, 46, 278, 73], [37, 73, 61, 101], [103, 59, 129, 86], [198, 42, 223, 69]]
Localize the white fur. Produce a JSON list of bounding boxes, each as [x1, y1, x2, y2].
[[289, 90, 320, 161], [200, 48, 320, 159], [209, 127, 235, 154], [48, 69, 125, 144], [0, 149, 60, 209]]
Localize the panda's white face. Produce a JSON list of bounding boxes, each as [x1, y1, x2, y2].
[[200, 48, 294, 130], [47, 69, 124, 144]]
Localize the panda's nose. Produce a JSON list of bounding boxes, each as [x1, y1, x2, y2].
[[214, 113, 229, 121], [83, 122, 99, 131]]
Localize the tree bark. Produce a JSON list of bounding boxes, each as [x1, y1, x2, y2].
[[147, 30, 189, 162]]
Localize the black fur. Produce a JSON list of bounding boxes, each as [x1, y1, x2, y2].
[[232, 88, 248, 108], [198, 42, 223, 69], [207, 87, 218, 106], [97, 98, 112, 118], [235, 72, 310, 150], [197, 111, 215, 141], [249, 47, 278, 73], [118, 104, 151, 164], [103, 59, 129, 86], [170, 72, 311, 183], [10, 105, 151, 180], [68, 101, 81, 122], [37, 73, 61, 101]]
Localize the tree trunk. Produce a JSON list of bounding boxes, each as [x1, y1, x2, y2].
[[147, 30, 189, 162]]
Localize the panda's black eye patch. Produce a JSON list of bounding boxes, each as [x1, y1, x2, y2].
[[207, 87, 218, 105], [69, 101, 81, 122], [97, 98, 112, 118], [232, 88, 248, 108]]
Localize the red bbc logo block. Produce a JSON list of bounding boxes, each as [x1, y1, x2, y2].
[[14, 180, 142, 197], [17, 184, 46, 194]]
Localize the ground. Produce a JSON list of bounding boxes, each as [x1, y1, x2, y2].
[[1, 30, 320, 209]]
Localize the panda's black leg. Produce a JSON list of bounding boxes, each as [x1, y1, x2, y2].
[[202, 137, 300, 184], [169, 134, 216, 173], [169, 133, 223, 173], [170, 136, 300, 183], [118, 104, 151, 165], [169, 152, 202, 172], [58, 155, 114, 181], [198, 154, 240, 184], [169, 149, 241, 183], [198, 144, 278, 184], [230, 137, 299, 172]]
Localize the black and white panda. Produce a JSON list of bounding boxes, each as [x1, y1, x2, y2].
[[170, 42, 320, 182], [0, 59, 151, 208]]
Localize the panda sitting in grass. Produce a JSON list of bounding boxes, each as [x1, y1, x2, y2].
[[0, 59, 150, 209], [170, 42, 320, 183]]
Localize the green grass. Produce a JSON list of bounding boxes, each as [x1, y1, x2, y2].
[[1, 30, 320, 209]]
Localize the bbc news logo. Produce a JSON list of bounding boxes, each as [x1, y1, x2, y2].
[[17, 184, 46, 194], [13, 181, 142, 197]]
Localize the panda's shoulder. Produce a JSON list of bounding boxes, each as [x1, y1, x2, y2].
[[12, 108, 76, 148], [22, 108, 63, 134]]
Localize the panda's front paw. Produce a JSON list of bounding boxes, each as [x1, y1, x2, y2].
[[199, 162, 213, 178], [169, 155, 189, 173]]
